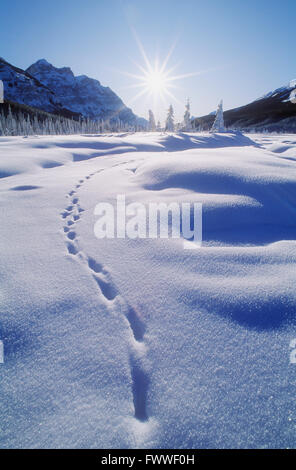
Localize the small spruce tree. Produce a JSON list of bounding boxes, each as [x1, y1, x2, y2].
[[148, 110, 156, 131], [211, 100, 225, 133], [183, 99, 191, 131], [165, 104, 175, 132]]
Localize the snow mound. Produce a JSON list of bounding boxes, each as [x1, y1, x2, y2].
[[0, 132, 296, 449]]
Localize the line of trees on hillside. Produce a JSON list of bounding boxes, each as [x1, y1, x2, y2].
[[0, 99, 226, 136], [0, 106, 146, 136]]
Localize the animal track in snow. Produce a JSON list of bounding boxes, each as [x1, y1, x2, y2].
[[67, 231, 76, 241], [87, 256, 103, 273], [60, 162, 150, 425], [93, 275, 118, 301], [67, 241, 78, 255], [130, 354, 149, 421], [126, 304, 146, 342]]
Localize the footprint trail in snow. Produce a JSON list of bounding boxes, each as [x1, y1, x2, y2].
[[60, 164, 151, 428]]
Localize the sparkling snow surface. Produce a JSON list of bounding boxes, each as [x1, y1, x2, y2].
[[0, 132, 296, 448]]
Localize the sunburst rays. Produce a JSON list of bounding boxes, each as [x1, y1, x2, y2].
[[121, 31, 207, 111]]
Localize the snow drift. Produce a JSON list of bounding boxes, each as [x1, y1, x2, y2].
[[0, 132, 296, 448]]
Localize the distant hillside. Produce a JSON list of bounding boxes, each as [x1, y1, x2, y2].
[[193, 83, 296, 132]]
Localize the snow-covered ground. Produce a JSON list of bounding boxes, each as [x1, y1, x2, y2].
[[0, 132, 296, 449]]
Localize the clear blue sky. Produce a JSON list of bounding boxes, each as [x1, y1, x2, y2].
[[1, 0, 295, 123]]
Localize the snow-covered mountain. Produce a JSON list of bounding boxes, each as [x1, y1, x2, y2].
[[255, 86, 290, 102], [0, 57, 145, 125], [193, 82, 296, 132], [26, 59, 141, 124], [0, 57, 68, 115]]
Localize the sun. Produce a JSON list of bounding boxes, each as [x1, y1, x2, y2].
[[144, 70, 168, 94], [120, 31, 204, 110], [124, 55, 176, 107]]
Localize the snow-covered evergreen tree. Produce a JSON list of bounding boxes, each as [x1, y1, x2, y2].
[[183, 99, 191, 131], [165, 104, 175, 132], [156, 120, 161, 132], [210, 100, 225, 133], [148, 110, 156, 131]]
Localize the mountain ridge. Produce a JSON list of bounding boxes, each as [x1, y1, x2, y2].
[[0, 57, 146, 126]]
